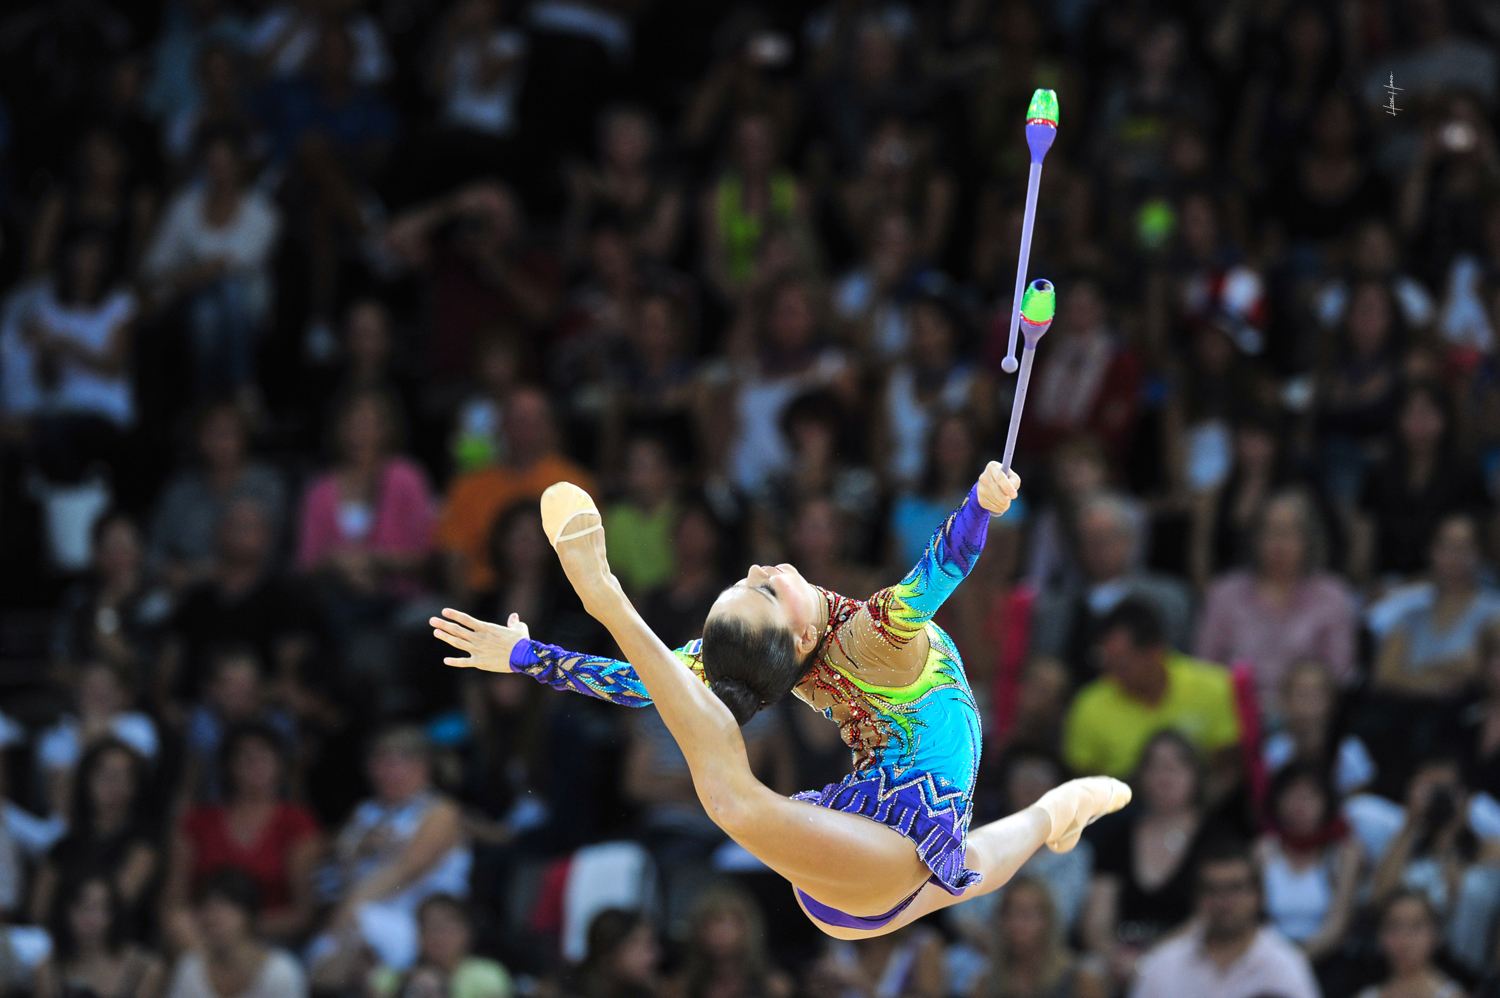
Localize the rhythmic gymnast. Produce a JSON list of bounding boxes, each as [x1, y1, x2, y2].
[[429, 464, 1129, 939]]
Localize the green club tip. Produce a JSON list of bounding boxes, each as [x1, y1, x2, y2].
[[1027, 89, 1059, 128], [1021, 280, 1055, 325]]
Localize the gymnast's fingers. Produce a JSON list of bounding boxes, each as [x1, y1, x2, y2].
[[443, 656, 475, 668], [433, 627, 473, 651], [441, 607, 485, 630], [430, 616, 474, 640]]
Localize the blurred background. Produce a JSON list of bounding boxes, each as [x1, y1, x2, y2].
[[0, 0, 1499, 996]]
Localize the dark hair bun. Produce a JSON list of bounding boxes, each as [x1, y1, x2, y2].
[[712, 677, 761, 725]]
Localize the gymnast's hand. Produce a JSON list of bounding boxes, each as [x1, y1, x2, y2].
[[976, 461, 1021, 516], [429, 608, 527, 671]]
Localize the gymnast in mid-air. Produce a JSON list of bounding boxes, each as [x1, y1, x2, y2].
[[429, 462, 1129, 939]]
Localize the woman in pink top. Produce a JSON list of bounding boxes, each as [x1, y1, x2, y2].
[[297, 388, 435, 598], [1194, 487, 1355, 721]]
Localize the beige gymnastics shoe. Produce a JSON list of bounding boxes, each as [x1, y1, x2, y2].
[[540, 482, 602, 548], [1035, 776, 1132, 853]]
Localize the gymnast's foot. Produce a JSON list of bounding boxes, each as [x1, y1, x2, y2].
[[1034, 776, 1132, 854]]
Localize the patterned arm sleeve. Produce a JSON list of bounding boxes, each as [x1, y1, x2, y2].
[[869, 484, 990, 646], [507, 638, 706, 707]]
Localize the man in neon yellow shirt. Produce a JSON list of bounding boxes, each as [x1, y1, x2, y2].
[[1063, 598, 1241, 801]]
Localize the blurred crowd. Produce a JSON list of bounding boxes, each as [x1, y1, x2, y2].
[[1, 0, 1500, 996]]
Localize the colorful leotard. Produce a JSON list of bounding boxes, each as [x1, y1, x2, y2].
[[507, 484, 992, 895]]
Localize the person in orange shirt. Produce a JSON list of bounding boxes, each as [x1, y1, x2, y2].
[[436, 387, 597, 595]]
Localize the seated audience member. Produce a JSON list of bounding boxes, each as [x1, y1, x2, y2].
[[554, 909, 661, 998], [31, 741, 158, 934], [1194, 488, 1357, 718], [668, 886, 791, 998], [1354, 891, 1466, 998], [1458, 622, 1500, 801], [1082, 732, 1231, 982], [164, 724, 320, 947], [437, 387, 597, 597], [973, 876, 1103, 998], [1371, 756, 1500, 974], [479, 502, 602, 654], [36, 876, 165, 998], [181, 648, 297, 803], [296, 388, 435, 603], [310, 727, 470, 986], [52, 514, 169, 680], [889, 414, 989, 571], [1031, 494, 1192, 685], [140, 127, 280, 401], [369, 894, 510, 998], [641, 503, 729, 650], [1063, 599, 1240, 794], [603, 435, 679, 596], [149, 401, 286, 591], [1128, 840, 1319, 998], [37, 660, 158, 815], [166, 868, 306, 998], [784, 496, 879, 601], [819, 925, 945, 998], [1000, 659, 1073, 756], [1263, 660, 1376, 797], [448, 331, 521, 477], [1374, 514, 1500, 698], [949, 748, 1093, 946], [563, 105, 683, 265], [0, 749, 65, 917], [1024, 436, 1109, 594], [1256, 763, 1360, 962], [157, 496, 320, 716]]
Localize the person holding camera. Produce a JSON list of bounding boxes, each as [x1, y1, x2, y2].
[[1371, 756, 1500, 975]]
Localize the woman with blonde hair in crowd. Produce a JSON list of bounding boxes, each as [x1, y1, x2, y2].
[[975, 876, 1102, 998]]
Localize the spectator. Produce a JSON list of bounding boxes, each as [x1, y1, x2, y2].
[[140, 127, 280, 402], [0, 730, 66, 916], [642, 504, 730, 650], [478, 501, 601, 655], [1127, 839, 1319, 998], [603, 435, 679, 596], [247, 2, 390, 85], [309, 726, 469, 985], [1263, 660, 1376, 798], [877, 296, 993, 488], [554, 909, 661, 998], [815, 925, 945, 998], [157, 496, 321, 715], [668, 885, 790, 998], [972, 875, 1102, 998], [889, 414, 987, 571], [784, 494, 879, 599], [1255, 763, 1360, 963], [564, 105, 683, 264], [1031, 493, 1193, 685], [722, 278, 852, 498], [383, 182, 561, 386], [1354, 890, 1467, 998], [1374, 514, 1500, 698], [1082, 732, 1229, 981], [163, 723, 319, 947], [1371, 756, 1500, 974], [837, 119, 954, 267], [166, 867, 307, 998], [148, 401, 287, 592], [437, 387, 597, 596], [699, 110, 808, 302], [1194, 487, 1357, 718], [30, 740, 158, 935], [368, 895, 511, 998], [27, 129, 155, 279], [1360, 382, 1487, 579], [1315, 281, 1405, 509], [52, 513, 170, 685], [449, 331, 522, 478], [37, 661, 159, 816], [1015, 279, 1140, 465], [600, 290, 700, 473], [162, 41, 257, 168], [948, 749, 1093, 945], [1188, 414, 1297, 589], [1457, 622, 1500, 801], [1024, 437, 1109, 594], [1062, 594, 1240, 786], [295, 388, 435, 603], [831, 210, 943, 364], [424, 0, 529, 175], [36, 876, 165, 998]]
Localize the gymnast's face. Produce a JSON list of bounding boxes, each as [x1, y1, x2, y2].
[[708, 563, 823, 658]]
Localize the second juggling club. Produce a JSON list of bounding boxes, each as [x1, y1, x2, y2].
[[1001, 89, 1059, 374], [1000, 279, 1056, 474]]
